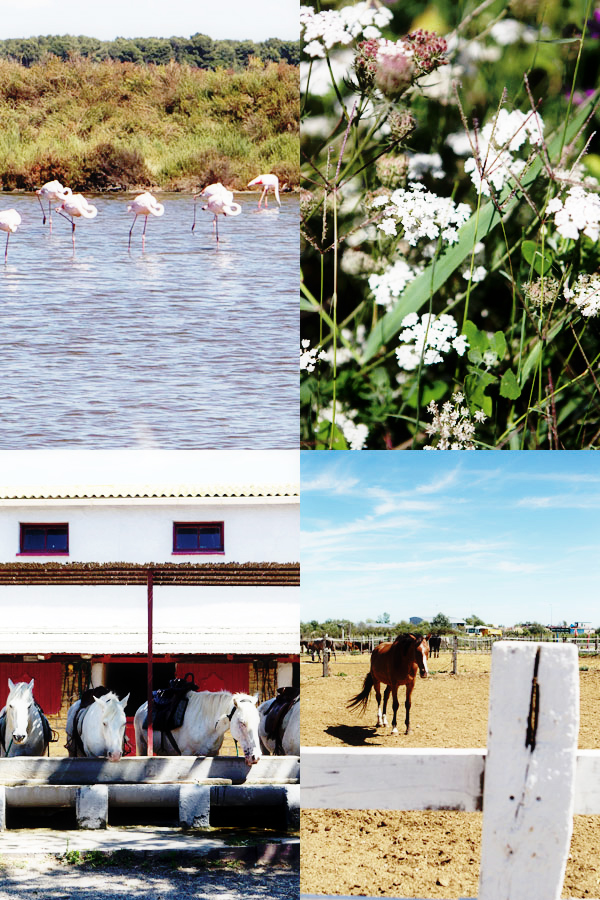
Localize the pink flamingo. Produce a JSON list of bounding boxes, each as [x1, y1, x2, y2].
[[247, 174, 281, 208], [55, 193, 98, 252], [0, 209, 21, 262], [36, 180, 72, 231], [127, 192, 165, 249], [192, 183, 241, 243]]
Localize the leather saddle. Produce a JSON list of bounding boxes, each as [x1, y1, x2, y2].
[[264, 686, 299, 755], [143, 672, 199, 755]]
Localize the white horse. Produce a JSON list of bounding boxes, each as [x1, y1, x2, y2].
[[0, 679, 49, 757], [134, 690, 262, 765], [66, 691, 129, 761], [258, 695, 300, 756]]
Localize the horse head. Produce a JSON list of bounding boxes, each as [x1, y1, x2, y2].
[[415, 635, 430, 679], [7, 679, 35, 744], [88, 692, 129, 761], [218, 693, 262, 766]]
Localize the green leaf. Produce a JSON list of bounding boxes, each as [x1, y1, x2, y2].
[[500, 368, 521, 400], [300, 297, 315, 312], [522, 240, 553, 275], [463, 319, 489, 353], [489, 331, 507, 359], [360, 91, 599, 364], [465, 369, 497, 417], [315, 420, 348, 450]]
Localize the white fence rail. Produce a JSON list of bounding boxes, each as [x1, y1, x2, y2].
[[301, 642, 597, 900]]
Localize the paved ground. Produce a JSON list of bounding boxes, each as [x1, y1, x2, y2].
[[0, 857, 299, 899]]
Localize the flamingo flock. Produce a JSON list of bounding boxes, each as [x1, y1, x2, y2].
[[0, 172, 285, 261]]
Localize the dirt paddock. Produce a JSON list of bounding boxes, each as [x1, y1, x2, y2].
[[300, 650, 600, 898]]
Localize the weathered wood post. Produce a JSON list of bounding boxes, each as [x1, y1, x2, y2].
[[322, 634, 330, 678], [478, 641, 579, 900], [452, 634, 458, 675]]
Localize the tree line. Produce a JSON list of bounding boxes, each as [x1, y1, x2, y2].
[[0, 34, 299, 69]]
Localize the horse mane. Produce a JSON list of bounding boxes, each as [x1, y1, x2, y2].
[[393, 633, 420, 645], [186, 690, 234, 720]]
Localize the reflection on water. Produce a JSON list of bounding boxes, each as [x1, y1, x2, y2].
[[0, 194, 298, 448]]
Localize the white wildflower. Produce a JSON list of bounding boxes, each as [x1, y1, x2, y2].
[[462, 265, 487, 283], [373, 183, 471, 246], [490, 20, 537, 46], [425, 392, 487, 449], [546, 186, 600, 242], [300, 339, 326, 372], [407, 152, 445, 181], [563, 274, 600, 317], [396, 313, 469, 371], [319, 405, 369, 449], [368, 260, 421, 310], [300, 3, 392, 58], [464, 108, 545, 196], [320, 326, 367, 367]]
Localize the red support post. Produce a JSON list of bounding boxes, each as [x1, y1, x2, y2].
[[147, 569, 154, 757]]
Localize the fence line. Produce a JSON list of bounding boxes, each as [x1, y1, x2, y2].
[[302, 642, 597, 900]]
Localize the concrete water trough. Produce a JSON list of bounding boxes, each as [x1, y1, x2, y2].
[[0, 756, 300, 831]]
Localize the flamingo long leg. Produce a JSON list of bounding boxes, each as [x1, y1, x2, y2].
[[4, 232, 9, 263], [128, 214, 137, 249], [71, 219, 76, 253], [192, 195, 198, 232], [36, 193, 47, 225], [215, 215, 219, 243], [141, 215, 148, 249], [48, 202, 53, 234], [259, 187, 267, 209]]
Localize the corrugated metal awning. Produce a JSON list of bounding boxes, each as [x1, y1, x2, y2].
[[0, 562, 299, 585], [0, 482, 299, 501]]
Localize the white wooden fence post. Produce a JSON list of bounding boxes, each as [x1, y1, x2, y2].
[[478, 641, 579, 900], [452, 634, 458, 675], [323, 633, 329, 678]]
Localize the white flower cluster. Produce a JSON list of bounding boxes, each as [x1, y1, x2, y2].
[[320, 325, 367, 367], [300, 339, 326, 372], [464, 108, 545, 197], [564, 274, 600, 317], [368, 260, 421, 310], [546, 186, 600, 242], [396, 312, 469, 371], [300, 3, 392, 58], [319, 405, 369, 449], [424, 392, 487, 450], [372, 183, 471, 246], [407, 152, 445, 181]]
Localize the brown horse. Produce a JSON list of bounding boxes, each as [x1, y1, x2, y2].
[[347, 634, 430, 735]]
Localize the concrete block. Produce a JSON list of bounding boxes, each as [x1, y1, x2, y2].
[[284, 784, 300, 830], [76, 784, 108, 829], [179, 784, 211, 830]]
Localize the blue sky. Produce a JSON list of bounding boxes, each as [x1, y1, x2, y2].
[[0, 0, 298, 42], [301, 452, 600, 628]]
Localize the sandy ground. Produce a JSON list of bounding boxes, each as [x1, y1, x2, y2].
[[300, 651, 600, 898]]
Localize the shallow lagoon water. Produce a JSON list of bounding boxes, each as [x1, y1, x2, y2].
[[0, 193, 298, 448]]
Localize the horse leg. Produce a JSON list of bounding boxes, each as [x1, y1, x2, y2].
[[373, 677, 383, 727], [391, 687, 400, 735], [381, 686, 390, 728], [405, 681, 415, 734]]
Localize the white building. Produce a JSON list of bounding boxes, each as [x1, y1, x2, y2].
[[0, 451, 299, 751]]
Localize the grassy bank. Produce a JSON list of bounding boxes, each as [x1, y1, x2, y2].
[[0, 56, 299, 192]]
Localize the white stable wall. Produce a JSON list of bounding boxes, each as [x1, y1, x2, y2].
[[0, 584, 299, 655], [0, 498, 298, 563]]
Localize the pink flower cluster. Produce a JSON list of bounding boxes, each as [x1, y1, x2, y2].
[[404, 30, 448, 77]]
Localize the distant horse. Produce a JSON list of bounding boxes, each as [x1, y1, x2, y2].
[[134, 691, 262, 765], [429, 635, 442, 658], [66, 689, 129, 761], [347, 634, 430, 735], [0, 679, 51, 757], [258, 692, 299, 756], [307, 639, 337, 662]]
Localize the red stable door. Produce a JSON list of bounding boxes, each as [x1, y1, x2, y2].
[[0, 662, 62, 714], [175, 662, 249, 695]]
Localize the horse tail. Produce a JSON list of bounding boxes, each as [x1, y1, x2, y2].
[[347, 672, 374, 714]]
